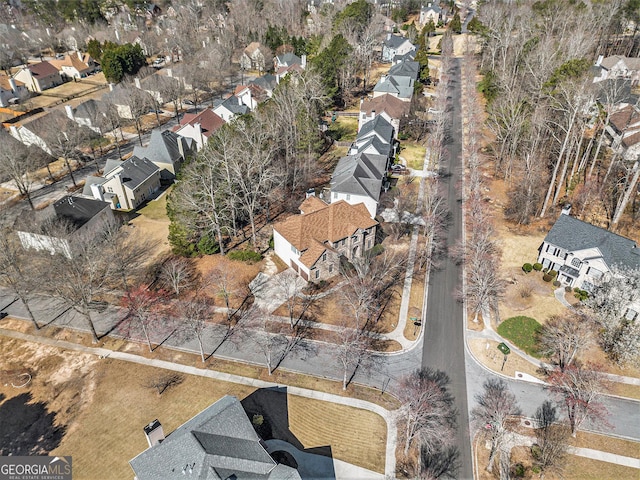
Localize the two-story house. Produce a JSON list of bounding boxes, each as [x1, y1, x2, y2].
[[349, 114, 396, 160], [240, 42, 273, 73], [13, 61, 63, 92], [273, 197, 378, 281], [0, 75, 27, 107], [83, 156, 160, 210], [132, 129, 194, 181], [359, 94, 410, 139], [381, 34, 416, 63], [172, 108, 225, 151], [537, 208, 640, 292], [330, 152, 389, 218], [49, 52, 99, 79]]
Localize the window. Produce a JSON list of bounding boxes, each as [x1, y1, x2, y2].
[[341, 239, 345, 246], [315, 269, 320, 279], [352, 235, 358, 241], [322, 253, 327, 262], [333, 192, 338, 199], [367, 239, 371, 248], [329, 264, 333, 273], [570, 257, 582, 269], [290, 245, 298, 255], [346, 194, 351, 201]]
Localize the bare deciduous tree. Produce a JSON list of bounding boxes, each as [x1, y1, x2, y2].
[[146, 372, 184, 395], [121, 284, 170, 352], [160, 256, 199, 297], [398, 368, 457, 457], [537, 312, 594, 371], [471, 378, 521, 473], [546, 363, 610, 437], [0, 132, 45, 209], [178, 297, 214, 363], [532, 400, 570, 477], [335, 322, 375, 390]]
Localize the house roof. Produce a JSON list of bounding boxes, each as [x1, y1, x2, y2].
[[357, 114, 394, 144], [52, 196, 110, 230], [421, 3, 442, 14], [251, 74, 278, 92], [133, 129, 190, 166], [26, 61, 59, 78], [373, 75, 414, 99], [330, 152, 388, 202], [107, 156, 160, 189], [173, 109, 225, 138], [73, 99, 104, 121], [609, 104, 640, 134], [388, 60, 419, 80], [274, 199, 378, 266], [384, 34, 411, 49], [276, 52, 302, 67], [0, 74, 24, 91], [216, 96, 250, 115], [49, 52, 92, 74], [544, 214, 640, 271], [393, 51, 416, 64], [600, 55, 640, 71], [622, 130, 640, 148], [129, 396, 300, 480], [244, 42, 272, 57], [360, 93, 410, 120], [299, 195, 327, 214], [82, 175, 107, 196]]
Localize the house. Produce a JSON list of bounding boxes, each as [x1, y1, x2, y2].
[[0, 74, 26, 107], [594, 55, 640, 86], [274, 52, 305, 71], [234, 83, 268, 110], [537, 207, 640, 293], [172, 108, 225, 151], [393, 50, 416, 65], [132, 129, 194, 180], [273, 198, 378, 281], [330, 152, 389, 218], [134, 74, 181, 105], [350, 114, 396, 159], [359, 93, 410, 137], [65, 99, 107, 133], [83, 156, 160, 210], [420, 2, 445, 26], [129, 395, 301, 480], [372, 74, 414, 102], [15, 196, 114, 258], [102, 82, 153, 120], [213, 95, 250, 122], [7, 109, 75, 154], [49, 52, 99, 79], [605, 104, 640, 161], [381, 34, 416, 63], [240, 42, 274, 73], [250, 74, 279, 97], [388, 60, 419, 81], [13, 61, 63, 92], [161, 66, 193, 91]]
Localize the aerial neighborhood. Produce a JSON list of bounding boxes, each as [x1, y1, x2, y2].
[[0, 1, 639, 479]]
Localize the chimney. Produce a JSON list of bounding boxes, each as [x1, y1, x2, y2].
[[595, 55, 604, 67], [386, 33, 391, 41], [8, 78, 17, 92], [177, 135, 185, 158], [108, 83, 114, 91], [134, 77, 141, 89], [301, 54, 306, 69], [561, 204, 572, 216], [144, 420, 165, 448], [65, 105, 74, 120]]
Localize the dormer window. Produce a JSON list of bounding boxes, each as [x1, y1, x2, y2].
[[570, 257, 582, 269]]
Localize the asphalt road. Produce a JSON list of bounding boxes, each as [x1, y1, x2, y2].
[[420, 58, 473, 478]]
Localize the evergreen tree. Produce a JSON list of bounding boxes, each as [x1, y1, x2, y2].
[[449, 12, 462, 34]]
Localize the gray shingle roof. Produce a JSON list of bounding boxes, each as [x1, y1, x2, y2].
[[331, 152, 388, 201], [357, 114, 394, 145], [384, 34, 411, 49], [393, 51, 416, 63], [544, 214, 640, 270], [388, 60, 419, 80], [74, 99, 105, 121], [82, 175, 106, 196], [129, 396, 300, 480], [133, 129, 190, 166], [219, 95, 250, 115], [112, 156, 159, 189], [52, 196, 110, 229], [276, 53, 302, 67], [251, 74, 278, 93], [373, 75, 414, 99]]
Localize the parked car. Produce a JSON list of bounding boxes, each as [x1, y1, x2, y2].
[[182, 99, 195, 106], [152, 58, 164, 67], [390, 164, 409, 175]]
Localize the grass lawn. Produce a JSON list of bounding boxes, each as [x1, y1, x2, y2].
[[0, 336, 388, 479], [137, 187, 171, 220], [496, 316, 542, 358], [399, 142, 426, 170], [326, 116, 359, 142]]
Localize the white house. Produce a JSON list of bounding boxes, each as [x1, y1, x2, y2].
[[172, 108, 225, 151], [537, 207, 640, 292], [0, 75, 27, 107], [359, 94, 410, 138], [381, 34, 416, 63], [13, 61, 63, 92]]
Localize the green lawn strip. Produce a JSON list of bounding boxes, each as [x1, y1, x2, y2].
[[399, 142, 426, 170], [497, 316, 542, 358], [138, 187, 171, 220], [326, 116, 359, 142]]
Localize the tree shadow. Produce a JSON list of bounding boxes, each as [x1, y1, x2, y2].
[[0, 392, 66, 456], [241, 387, 335, 478]]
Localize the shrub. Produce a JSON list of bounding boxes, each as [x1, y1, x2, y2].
[[511, 463, 526, 478], [533, 263, 543, 271], [543, 273, 553, 282], [574, 289, 589, 301], [252, 414, 264, 426], [197, 234, 219, 255], [548, 269, 558, 278], [522, 263, 533, 273], [227, 249, 263, 263], [565, 286, 572, 293], [553, 280, 561, 287], [531, 465, 541, 475]]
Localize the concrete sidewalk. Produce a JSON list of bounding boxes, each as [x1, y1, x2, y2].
[[0, 327, 397, 478]]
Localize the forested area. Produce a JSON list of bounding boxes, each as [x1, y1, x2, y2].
[[476, 0, 640, 230]]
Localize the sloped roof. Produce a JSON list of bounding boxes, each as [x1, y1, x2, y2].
[[373, 75, 414, 99], [330, 152, 388, 202], [244, 42, 272, 58], [251, 74, 278, 92], [388, 60, 419, 80], [130, 396, 298, 480], [74, 99, 104, 121], [0, 74, 24, 90], [52, 196, 110, 229], [27, 61, 59, 77], [82, 175, 106, 196], [133, 130, 190, 166], [276, 52, 302, 67], [600, 55, 640, 71], [384, 34, 411, 49], [357, 114, 394, 144], [274, 199, 378, 262], [609, 104, 640, 134], [49, 53, 92, 74], [544, 214, 640, 270], [107, 156, 159, 189], [360, 93, 410, 120], [216, 95, 250, 115], [352, 135, 392, 157], [173, 109, 225, 138], [393, 50, 416, 63]]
